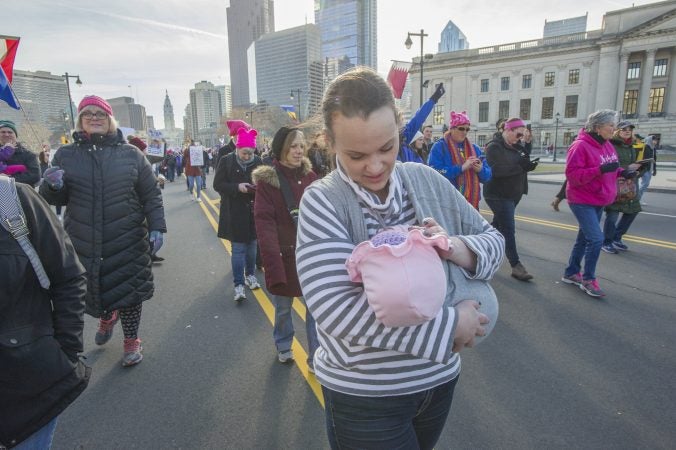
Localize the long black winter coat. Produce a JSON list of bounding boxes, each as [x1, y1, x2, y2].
[[1, 182, 90, 448], [213, 152, 261, 243], [39, 130, 166, 317], [483, 134, 531, 202]]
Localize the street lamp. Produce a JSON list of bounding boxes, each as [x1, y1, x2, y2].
[[245, 110, 254, 128], [290, 89, 302, 122], [553, 112, 560, 162], [62, 72, 82, 130], [405, 29, 428, 108]]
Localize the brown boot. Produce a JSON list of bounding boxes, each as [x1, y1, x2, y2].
[[511, 262, 533, 281], [551, 197, 561, 212]]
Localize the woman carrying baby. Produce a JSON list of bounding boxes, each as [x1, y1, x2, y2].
[[295, 67, 505, 449]]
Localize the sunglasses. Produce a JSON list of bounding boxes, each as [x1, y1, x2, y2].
[[455, 127, 471, 132]]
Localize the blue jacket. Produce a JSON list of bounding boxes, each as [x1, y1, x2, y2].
[[428, 139, 492, 188], [397, 99, 435, 163]]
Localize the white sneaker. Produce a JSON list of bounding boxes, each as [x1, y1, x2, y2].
[[196, 198, 203, 203], [234, 285, 246, 302], [245, 274, 260, 290], [278, 350, 294, 363]]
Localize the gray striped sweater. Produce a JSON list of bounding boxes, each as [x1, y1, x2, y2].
[[296, 162, 504, 396]]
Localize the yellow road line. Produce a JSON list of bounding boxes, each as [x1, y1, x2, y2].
[[480, 209, 676, 250], [199, 191, 324, 407]]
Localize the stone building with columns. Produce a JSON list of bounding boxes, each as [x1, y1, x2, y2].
[[412, 1, 676, 150]]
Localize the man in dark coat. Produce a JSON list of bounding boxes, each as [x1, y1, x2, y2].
[[0, 120, 40, 187], [1, 177, 90, 448], [213, 127, 262, 302]]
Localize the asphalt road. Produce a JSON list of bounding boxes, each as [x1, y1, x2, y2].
[[52, 176, 676, 450]]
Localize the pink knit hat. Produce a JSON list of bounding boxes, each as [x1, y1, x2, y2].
[[450, 111, 470, 128], [236, 127, 257, 149], [226, 119, 251, 137], [346, 226, 450, 327], [78, 95, 113, 116]]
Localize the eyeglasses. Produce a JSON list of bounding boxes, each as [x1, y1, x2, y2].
[[455, 127, 470, 132], [81, 111, 108, 120]]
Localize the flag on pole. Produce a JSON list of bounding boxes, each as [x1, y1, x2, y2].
[[387, 60, 412, 99], [280, 105, 297, 121], [0, 36, 20, 109]]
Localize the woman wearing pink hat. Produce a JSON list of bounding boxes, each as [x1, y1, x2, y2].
[[39, 95, 166, 367]]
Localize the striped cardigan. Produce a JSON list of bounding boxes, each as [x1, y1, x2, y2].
[[296, 162, 504, 396]]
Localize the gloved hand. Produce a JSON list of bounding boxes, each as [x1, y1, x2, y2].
[[149, 230, 164, 255], [518, 157, 538, 172], [0, 144, 15, 161], [620, 169, 638, 179], [430, 83, 445, 103], [0, 161, 6, 173], [43, 166, 65, 190], [600, 161, 620, 173]]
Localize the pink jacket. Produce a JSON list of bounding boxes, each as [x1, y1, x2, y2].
[[565, 129, 621, 206]]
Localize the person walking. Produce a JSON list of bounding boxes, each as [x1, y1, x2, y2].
[[0, 120, 40, 186], [252, 126, 320, 368], [562, 110, 633, 298], [183, 143, 204, 202], [296, 67, 504, 450], [0, 175, 90, 450], [39, 95, 166, 366], [213, 127, 263, 302], [428, 111, 492, 209], [483, 117, 538, 281]]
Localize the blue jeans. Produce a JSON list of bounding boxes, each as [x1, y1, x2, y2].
[[187, 175, 202, 199], [485, 198, 520, 266], [565, 203, 603, 281], [603, 210, 637, 245], [14, 417, 58, 450], [231, 240, 257, 286], [638, 171, 652, 200], [273, 295, 320, 365], [322, 377, 459, 450]]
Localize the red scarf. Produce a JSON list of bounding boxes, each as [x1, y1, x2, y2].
[[444, 133, 481, 209]]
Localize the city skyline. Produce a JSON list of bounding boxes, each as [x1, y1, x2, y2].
[[3, 0, 658, 130]]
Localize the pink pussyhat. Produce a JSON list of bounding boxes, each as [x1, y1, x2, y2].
[[226, 119, 251, 137], [450, 111, 470, 128], [78, 95, 113, 116], [346, 226, 450, 327], [236, 127, 257, 149]]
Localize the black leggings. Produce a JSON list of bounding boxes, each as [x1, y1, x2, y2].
[[101, 304, 143, 339]]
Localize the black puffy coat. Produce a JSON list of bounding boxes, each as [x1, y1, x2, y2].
[[483, 134, 531, 202], [39, 130, 166, 317], [213, 152, 261, 243], [1, 182, 90, 448]]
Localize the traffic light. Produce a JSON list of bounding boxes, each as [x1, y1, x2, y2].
[[60, 135, 69, 144]]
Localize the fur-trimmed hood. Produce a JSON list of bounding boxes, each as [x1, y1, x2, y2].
[[252, 157, 312, 189]]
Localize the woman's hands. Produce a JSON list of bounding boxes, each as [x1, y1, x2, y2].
[[410, 217, 478, 271], [453, 300, 489, 353]]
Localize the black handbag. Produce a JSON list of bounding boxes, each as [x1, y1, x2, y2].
[[274, 167, 299, 226]]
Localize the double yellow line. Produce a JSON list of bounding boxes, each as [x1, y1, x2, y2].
[[480, 209, 676, 251], [196, 191, 324, 407]]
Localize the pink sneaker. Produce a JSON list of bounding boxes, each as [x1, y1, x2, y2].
[[94, 311, 118, 345], [561, 273, 583, 287], [122, 338, 143, 367], [580, 279, 605, 298]]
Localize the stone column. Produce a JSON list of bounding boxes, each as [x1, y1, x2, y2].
[[556, 63, 567, 118], [532, 68, 543, 122], [490, 72, 499, 124], [580, 61, 594, 119], [638, 49, 656, 118], [511, 70, 520, 118], [616, 51, 630, 112], [666, 47, 676, 115]]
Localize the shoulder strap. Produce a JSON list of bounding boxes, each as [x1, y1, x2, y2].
[[0, 176, 51, 289], [274, 167, 298, 216]]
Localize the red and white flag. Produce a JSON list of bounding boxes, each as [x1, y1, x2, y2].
[[0, 36, 20, 84], [387, 60, 412, 99]]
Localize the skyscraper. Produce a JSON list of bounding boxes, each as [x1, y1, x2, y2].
[[438, 20, 470, 53], [163, 90, 175, 130], [226, 0, 274, 107], [315, 0, 377, 79], [250, 24, 323, 120], [107, 97, 147, 131]]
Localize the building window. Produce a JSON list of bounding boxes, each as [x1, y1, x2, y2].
[[433, 104, 444, 125], [565, 95, 578, 118], [522, 74, 532, 89], [654, 59, 668, 77], [649, 87, 665, 114], [623, 90, 639, 117], [479, 102, 489, 122], [544, 72, 555, 87], [478, 135, 487, 147], [563, 132, 574, 146], [520, 99, 531, 120], [480, 79, 489, 92], [501, 77, 510, 91], [568, 69, 580, 84], [627, 62, 641, 80], [499, 100, 510, 119], [541, 97, 554, 119], [543, 132, 552, 145]]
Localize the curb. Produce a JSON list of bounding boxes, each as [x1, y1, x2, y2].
[[528, 178, 676, 194]]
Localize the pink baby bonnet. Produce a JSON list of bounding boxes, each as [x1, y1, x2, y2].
[[346, 226, 449, 327]]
